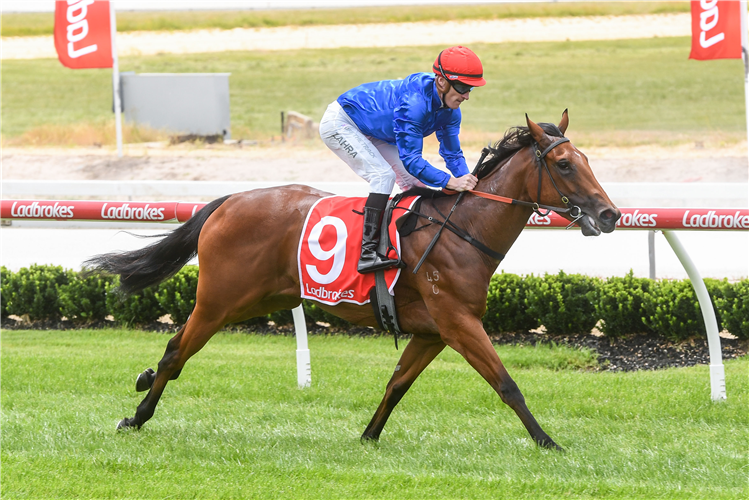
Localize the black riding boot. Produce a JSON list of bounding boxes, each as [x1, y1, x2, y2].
[[358, 194, 400, 274]]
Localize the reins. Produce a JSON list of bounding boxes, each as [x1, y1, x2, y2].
[[410, 136, 583, 273]]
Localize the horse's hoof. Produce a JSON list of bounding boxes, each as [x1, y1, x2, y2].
[[135, 368, 155, 392], [360, 434, 379, 444], [116, 418, 140, 431], [538, 437, 565, 452]]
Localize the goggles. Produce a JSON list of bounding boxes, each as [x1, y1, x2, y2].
[[449, 80, 473, 95]]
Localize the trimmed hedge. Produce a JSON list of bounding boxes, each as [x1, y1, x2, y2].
[[642, 279, 705, 342], [1, 265, 747, 340], [714, 280, 749, 339], [593, 270, 653, 337], [106, 277, 163, 326], [1, 267, 9, 319], [1, 265, 71, 321], [59, 273, 114, 323], [483, 272, 539, 333], [524, 271, 600, 335], [153, 266, 200, 325]]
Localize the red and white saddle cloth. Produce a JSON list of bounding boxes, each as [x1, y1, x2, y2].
[[298, 195, 420, 306]]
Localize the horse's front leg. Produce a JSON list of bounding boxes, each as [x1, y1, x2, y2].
[[438, 313, 563, 451], [361, 334, 446, 441]]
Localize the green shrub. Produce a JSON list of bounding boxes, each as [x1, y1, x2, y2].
[[1, 266, 11, 319], [155, 266, 199, 325], [483, 272, 539, 333], [524, 271, 599, 335], [594, 270, 653, 337], [58, 272, 115, 323], [106, 277, 163, 326], [268, 309, 294, 326], [703, 278, 731, 331], [0, 265, 71, 321], [642, 280, 705, 341], [303, 300, 353, 329], [714, 279, 749, 339]]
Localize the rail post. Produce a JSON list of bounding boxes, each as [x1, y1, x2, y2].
[[292, 305, 311, 388], [648, 230, 656, 279], [662, 230, 726, 401]]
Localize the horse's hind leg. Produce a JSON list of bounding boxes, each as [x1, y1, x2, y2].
[[361, 334, 445, 441], [117, 305, 224, 430]]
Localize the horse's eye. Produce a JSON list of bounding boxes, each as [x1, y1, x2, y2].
[[557, 160, 571, 170]]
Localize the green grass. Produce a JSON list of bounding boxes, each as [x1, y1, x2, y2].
[[2, 329, 747, 499], [2, 37, 745, 148], [1, 2, 690, 37]]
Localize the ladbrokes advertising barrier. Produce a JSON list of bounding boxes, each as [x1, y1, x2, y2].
[[1, 200, 204, 223], [527, 208, 749, 230], [2, 199, 748, 230]]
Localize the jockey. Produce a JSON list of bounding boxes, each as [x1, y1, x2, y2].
[[319, 45, 486, 274]]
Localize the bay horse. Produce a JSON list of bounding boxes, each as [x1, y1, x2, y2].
[[88, 112, 619, 451]]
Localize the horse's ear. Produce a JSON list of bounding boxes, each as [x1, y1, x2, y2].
[[558, 109, 569, 135], [525, 114, 546, 143]]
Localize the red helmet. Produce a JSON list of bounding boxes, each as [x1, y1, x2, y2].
[[432, 46, 486, 87]]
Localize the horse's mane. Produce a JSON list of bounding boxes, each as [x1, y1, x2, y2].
[[400, 121, 565, 199], [477, 122, 565, 179]]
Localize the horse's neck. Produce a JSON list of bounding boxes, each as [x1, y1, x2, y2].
[[457, 148, 535, 263]]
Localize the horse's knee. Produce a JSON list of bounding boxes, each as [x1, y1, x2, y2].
[[499, 379, 525, 407]]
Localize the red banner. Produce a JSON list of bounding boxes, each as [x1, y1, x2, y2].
[[54, 0, 113, 69], [689, 0, 742, 60]]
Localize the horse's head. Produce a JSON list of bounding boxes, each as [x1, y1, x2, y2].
[[525, 111, 620, 236]]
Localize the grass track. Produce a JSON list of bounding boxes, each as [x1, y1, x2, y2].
[[2, 37, 745, 147], [1, 2, 690, 37], [2, 329, 747, 499]]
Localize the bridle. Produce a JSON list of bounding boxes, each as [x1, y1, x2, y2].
[[411, 136, 585, 273], [468, 137, 583, 223]]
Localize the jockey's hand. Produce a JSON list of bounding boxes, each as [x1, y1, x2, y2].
[[446, 174, 478, 192]]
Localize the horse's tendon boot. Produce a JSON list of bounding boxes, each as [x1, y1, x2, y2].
[[135, 367, 156, 392]]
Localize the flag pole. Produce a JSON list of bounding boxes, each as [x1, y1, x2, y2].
[[110, 1, 123, 158], [742, 0, 749, 168]]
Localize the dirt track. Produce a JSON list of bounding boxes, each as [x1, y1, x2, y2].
[[2, 143, 747, 184]]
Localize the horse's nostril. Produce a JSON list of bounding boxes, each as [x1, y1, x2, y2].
[[600, 209, 615, 222]]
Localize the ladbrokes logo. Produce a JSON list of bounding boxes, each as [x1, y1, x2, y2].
[[101, 203, 166, 221], [616, 210, 658, 228], [526, 213, 552, 225], [10, 201, 74, 219], [682, 210, 749, 229], [304, 283, 355, 302]]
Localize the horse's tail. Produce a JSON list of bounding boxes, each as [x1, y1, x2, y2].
[[84, 195, 232, 295]]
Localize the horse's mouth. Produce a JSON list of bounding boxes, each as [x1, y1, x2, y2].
[[578, 214, 602, 237]]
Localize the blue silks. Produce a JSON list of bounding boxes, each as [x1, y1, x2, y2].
[[337, 72, 469, 188]]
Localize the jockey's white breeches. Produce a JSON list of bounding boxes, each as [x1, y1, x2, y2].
[[319, 101, 426, 195]]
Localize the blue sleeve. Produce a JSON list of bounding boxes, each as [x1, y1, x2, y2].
[[436, 109, 469, 178], [393, 94, 451, 189]]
